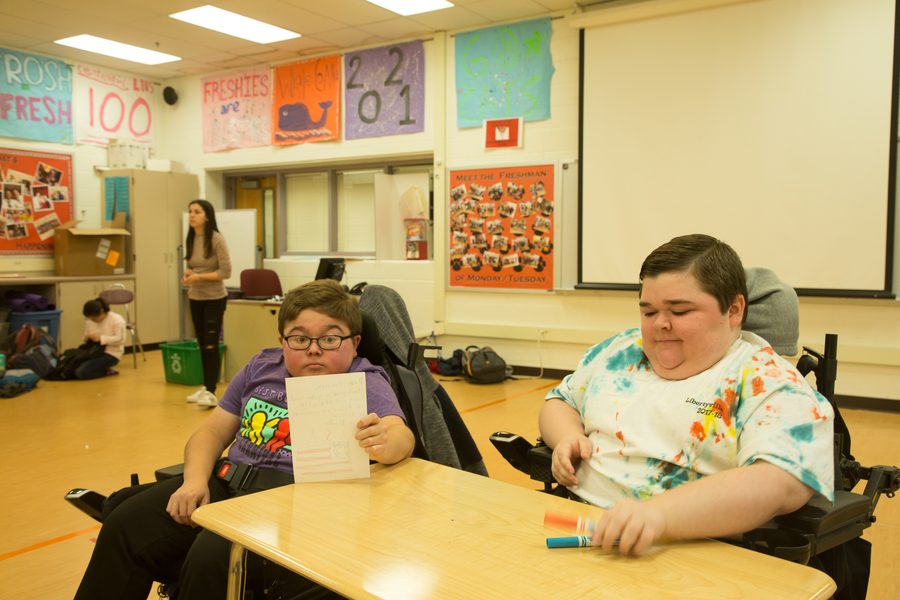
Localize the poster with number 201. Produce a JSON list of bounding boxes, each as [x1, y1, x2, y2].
[[344, 40, 424, 140]]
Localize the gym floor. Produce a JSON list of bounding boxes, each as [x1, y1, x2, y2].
[[0, 350, 896, 598]]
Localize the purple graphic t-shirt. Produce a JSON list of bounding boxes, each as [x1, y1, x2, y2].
[[219, 348, 405, 474]]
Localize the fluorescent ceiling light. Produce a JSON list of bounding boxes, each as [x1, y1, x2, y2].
[[365, 0, 454, 16], [170, 5, 301, 44], [55, 34, 180, 65]]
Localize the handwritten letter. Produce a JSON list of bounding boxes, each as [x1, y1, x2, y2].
[[286, 372, 370, 482]]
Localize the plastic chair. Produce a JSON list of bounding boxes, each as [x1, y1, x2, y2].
[[98, 284, 144, 368], [239, 269, 282, 300]]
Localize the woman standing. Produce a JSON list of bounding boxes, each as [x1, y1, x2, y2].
[[78, 297, 126, 379], [183, 200, 231, 407]]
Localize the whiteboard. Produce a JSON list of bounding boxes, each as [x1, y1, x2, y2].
[[182, 209, 258, 289], [578, 0, 895, 294]]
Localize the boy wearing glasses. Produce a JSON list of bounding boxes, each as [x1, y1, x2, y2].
[[76, 279, 414, 600]]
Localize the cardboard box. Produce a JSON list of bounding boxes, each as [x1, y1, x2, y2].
[[145, 159, 186, 173], [54, 221, 131, 276]]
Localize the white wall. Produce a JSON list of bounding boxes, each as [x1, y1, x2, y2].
[[1, 8, 899, 402]]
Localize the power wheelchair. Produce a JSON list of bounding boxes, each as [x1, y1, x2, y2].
[[66, 287, 485, 598], [491, 331, 898, 599]]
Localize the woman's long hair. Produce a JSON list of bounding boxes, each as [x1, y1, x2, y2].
[[185, 199, 220, 260]]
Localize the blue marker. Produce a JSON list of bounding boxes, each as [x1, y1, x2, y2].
[[546, 535, 592, 548]]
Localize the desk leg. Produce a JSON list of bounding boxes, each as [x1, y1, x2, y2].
[[226, 542, 247, 600]]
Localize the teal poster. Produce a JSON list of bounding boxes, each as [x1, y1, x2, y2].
[[455, 18, 554, 129], [0, 48, 73, 144]]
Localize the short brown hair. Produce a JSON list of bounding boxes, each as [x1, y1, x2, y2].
[[278, 279, 362, 336], [639, 234, 748, 321]]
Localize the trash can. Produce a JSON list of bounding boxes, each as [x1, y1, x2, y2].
[[160, 340, 225, 385]]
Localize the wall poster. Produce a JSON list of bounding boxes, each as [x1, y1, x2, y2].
[[74, 64, 156, 147], [272, 56, 341, 145], [202, 66, 272, 152], [344, 40, 425, 140], [0, 48, 73, 144], [0, 147, 73, 255], [448, 164, 554, 290]]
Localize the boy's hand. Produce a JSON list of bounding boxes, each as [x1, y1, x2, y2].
[[355, 412, 391, 459], [166, 479, 210, 526], [550, 434, 592, 486], [591, 498, 666, 556]]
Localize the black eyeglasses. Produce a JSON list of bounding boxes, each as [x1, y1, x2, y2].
[[282, 334, 354, 351]]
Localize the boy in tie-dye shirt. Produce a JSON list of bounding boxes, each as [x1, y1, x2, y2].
[[540, 234, 833, 557]]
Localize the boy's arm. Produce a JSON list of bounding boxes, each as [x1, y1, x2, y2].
[[592, 460, 815, 556], [356, 413, 414, 464], [166, 408, 240, 525], [539, 398, 592, 487]]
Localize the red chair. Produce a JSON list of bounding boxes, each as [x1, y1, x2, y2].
[[239, 269, 282, 299]]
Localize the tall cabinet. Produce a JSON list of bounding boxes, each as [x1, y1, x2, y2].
[[102, 170, 198, 345]]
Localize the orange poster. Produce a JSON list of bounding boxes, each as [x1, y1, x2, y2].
[[0, 148, 73, 256], [272, 56, 341, 145], [448, 164, 554, 290]]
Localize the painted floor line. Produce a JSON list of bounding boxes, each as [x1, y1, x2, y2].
[[0, 524, 100, 562], [460, 380, 557, 415]]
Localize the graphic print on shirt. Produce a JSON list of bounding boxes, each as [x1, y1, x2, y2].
[[237, 396, 291, 465]]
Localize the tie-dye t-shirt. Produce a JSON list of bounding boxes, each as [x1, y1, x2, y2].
[[219, 348, 406, 474], [546, 329, 834, 508]]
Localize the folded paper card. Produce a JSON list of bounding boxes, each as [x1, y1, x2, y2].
[[286, 372, 370, 482]]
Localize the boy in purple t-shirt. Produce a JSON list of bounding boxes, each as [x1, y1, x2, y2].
[[76, 280, 415, 600]]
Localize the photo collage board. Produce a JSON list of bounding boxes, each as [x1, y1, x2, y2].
[[0, 148, 72, 255], [449, 164, 554, 290]]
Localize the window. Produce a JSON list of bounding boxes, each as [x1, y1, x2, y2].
[[226, 157, 432, 258]]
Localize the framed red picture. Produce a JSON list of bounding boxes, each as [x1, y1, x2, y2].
[[484, 117, 523, 149]]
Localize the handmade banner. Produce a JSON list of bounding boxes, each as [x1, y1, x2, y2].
[[272, 56, 341, 145], [344, 40, 424, 140], [0, 48, 73, 144], [0, 147, 73, 255], [448, 164, 554, 290], [74, 63, 156, 146], [454, 18, 554, 129], [202, 66, 272, 152]]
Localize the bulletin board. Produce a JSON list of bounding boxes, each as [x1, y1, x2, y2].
[[0, 147, 73, 256], [448, 164, 554, 290]]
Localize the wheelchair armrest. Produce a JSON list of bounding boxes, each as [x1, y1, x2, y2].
[[489, 431, 556, 485], [155, 463, 185, 481], [774, 490, 872, 556]]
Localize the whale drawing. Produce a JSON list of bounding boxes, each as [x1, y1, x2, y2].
[[278, 101, 333, 131]]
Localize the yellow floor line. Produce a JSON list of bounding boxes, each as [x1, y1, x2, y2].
[[460, 380, 557, 414]]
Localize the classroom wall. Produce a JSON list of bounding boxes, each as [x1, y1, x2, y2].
[[1, 6, 899, 402]]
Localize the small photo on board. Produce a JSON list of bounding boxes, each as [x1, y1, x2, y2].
[[2, 182, 24, 205], [34, 212, 62, 240], [5, 221, 28, 239], [49, 186, 68, 202], [5, 169, 34, 195], [450, 184, 467, 202], [32, 184, 52, 211], [36, 162, 63, 185]]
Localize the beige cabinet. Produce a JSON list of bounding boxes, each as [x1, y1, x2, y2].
[[57, 278, 135, 349], [102, 170, 198, 345]]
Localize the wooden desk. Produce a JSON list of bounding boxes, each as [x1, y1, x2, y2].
[[193, 458, 836, 599]]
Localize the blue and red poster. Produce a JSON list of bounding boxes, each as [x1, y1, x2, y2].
[[0, 48, 73, 144]]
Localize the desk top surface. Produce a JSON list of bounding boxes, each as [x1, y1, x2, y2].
[[193, 458, 835, 600]]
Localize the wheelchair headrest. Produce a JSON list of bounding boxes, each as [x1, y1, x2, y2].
[[357, 312, 388, 368], [744, 267, 799, 356]]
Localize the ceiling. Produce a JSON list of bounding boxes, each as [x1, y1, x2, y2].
[[0, 0, 609, 81]]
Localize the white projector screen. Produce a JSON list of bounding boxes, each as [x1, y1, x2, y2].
[[578, 0, 896, 294]]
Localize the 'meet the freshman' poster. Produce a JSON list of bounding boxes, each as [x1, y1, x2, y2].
[[272, 56, 341, 145], [448, 164, 554, 290]]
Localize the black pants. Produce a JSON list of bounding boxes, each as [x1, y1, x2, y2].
[[189, 298, 227, 394], [74, 475, 341, 600], [74, 352, 119, 380]]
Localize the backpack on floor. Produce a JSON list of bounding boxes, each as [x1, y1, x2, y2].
[[2, 324, 58, 378], [46, 341, 106, 380], [462, 345, 509, 384]]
